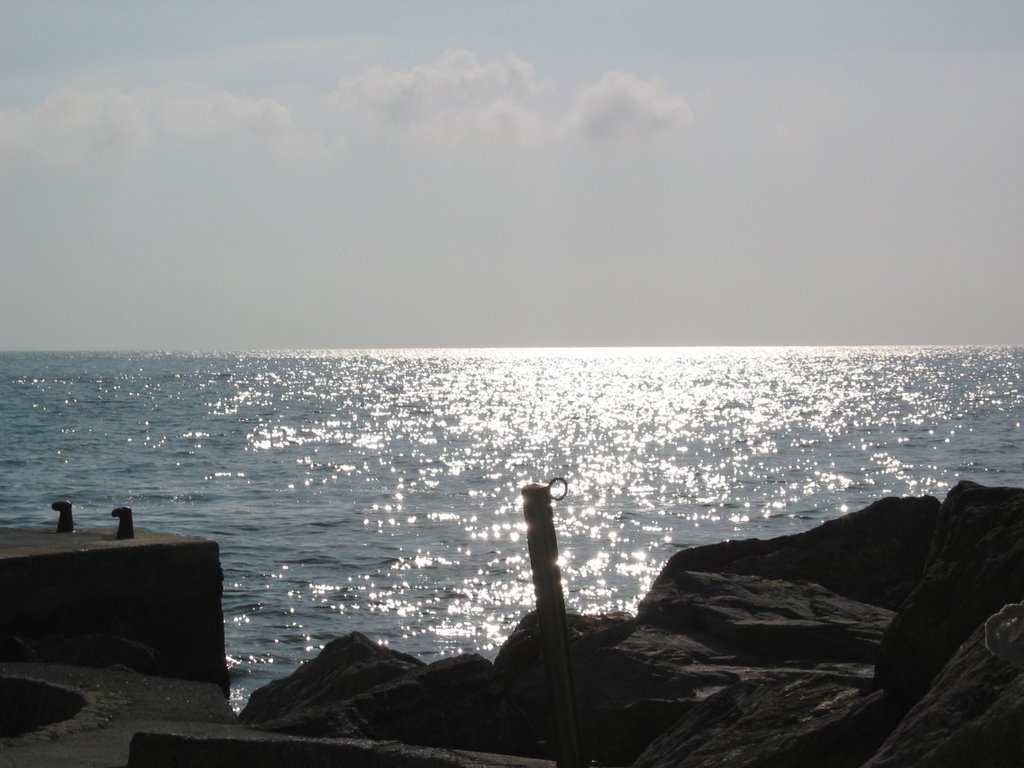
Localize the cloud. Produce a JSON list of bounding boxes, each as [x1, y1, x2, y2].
[[328, 50, 547, 144], [147, 84, 340, 160], [153, 84, 296, 141], [0, 85, 340, 166], [566, 71, 692, 142], [0, 88, 153, 165], [0, 53, 694, 165]]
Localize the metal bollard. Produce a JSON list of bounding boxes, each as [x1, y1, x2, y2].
[[112, 506, 134, 540], [51, 500, 74, 533], [522, 478, 582, 768]]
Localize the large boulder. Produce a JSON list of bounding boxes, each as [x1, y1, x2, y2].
[[864, 623, 1024, 767], [498, 571, 894, 766], [632, 675, 902, 768], [247, 644, 536, 757], [498, 614, 711, 766], [638, 570, 893, 664], [663, 494, 940, 611], [873, 482, 1024, 710], [241, 632, 423, 725]]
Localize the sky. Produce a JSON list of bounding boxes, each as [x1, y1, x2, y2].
[[1, 1, 1022, 350]]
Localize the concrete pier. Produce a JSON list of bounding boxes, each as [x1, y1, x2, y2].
[[0, 526, 228, 695], [0, 662, 238, 768]]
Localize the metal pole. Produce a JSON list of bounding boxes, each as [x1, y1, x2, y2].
[[522, 478, 582, 768]]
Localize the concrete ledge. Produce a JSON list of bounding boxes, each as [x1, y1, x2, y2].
[[0, 527, 210, 558], [128, 731, 557, 768], [0, 662, 237, 768], [0, 527, 228, 694]]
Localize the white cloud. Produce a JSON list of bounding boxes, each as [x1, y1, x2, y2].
[[0, 55, 694, 166], [0, 85, 341, 166], [0, 88, 152, 165], [566, 71, 692, 142], [329, 50, 548, 144], [152, 84, 295, 141], [147, 84, 340, 161]]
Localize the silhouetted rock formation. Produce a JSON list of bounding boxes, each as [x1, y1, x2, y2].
[[662, 494, 940, 611], [864, 623, 1024, 767], [873, 482, 1024, 711], [494, 570, 894, 765], [192, 483, 1024, 767], [244, 493, 942, 766], [243, 642, 536, 756], [241, 632, 424, 724], [632, 675, 902, 768]]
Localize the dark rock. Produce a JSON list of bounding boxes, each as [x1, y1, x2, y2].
[[248, 701, 366, 739], [873, 482, 1024, 710], [239, 489, 998, 766], [493, 611, 634, 682], [633, 675, 902, 768], [0, 633, 40, 663], [241, 632, 423, 725], [499, 615, 715, 766], [638, 570, 894, 664], [252, 649, 536, 757], [350, 654, 533, 754], [663, 494, 940, 610], [497, 571, 892, 765], [865, 623, 1024, 767]]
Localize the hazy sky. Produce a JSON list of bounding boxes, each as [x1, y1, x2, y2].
[[2, 2, 1022, 350]]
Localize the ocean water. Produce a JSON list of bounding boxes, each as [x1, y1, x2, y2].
[[1, 346, 1021, 709]]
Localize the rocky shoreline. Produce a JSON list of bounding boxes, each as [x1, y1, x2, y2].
[[4, 480, 1024, 767], [236, 480, 1024, 766]]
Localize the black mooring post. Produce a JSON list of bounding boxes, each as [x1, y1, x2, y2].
[[51, 500, 73, 533], [522, 478, 582, 768], [112, 506, 134, 540]]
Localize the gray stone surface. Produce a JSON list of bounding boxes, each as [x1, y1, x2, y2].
[[0, 662, 237, 768]]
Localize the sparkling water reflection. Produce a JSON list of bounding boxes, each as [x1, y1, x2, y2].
[[1, 346, 1022, 709]]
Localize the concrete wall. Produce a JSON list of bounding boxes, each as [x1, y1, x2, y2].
[[0, 528, 228, 695]]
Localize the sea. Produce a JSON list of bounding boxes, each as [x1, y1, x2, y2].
[[1, 346, 1022, 710]]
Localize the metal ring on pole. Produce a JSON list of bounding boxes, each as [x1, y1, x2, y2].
[[548, 477, 568, 500]]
